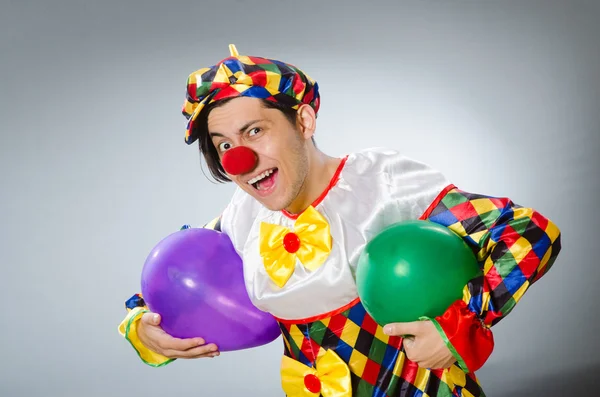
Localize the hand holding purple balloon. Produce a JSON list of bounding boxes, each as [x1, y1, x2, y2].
[[136, 311, 221, 359], [141, 228, 281, 352]]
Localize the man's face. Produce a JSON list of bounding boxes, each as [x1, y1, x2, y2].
[[207, 97, 310, 212]]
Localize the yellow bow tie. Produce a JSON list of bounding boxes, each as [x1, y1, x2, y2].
[[281, 350, 352, 397], [259, 206, 332, 288]]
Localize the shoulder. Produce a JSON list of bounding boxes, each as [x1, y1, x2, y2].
[[345, 147, 450, 185], [341, 147, 453, 218]]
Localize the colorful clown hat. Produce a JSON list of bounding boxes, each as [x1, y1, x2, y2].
[[181, 44, 320, 145]]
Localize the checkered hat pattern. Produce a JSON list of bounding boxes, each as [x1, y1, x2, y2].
[[182, 44, 320, 145]]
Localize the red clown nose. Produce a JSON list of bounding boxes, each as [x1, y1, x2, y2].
[[221, 146, 258, 176]]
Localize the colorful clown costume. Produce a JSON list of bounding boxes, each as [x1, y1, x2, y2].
[[119, 147, 562, 397]]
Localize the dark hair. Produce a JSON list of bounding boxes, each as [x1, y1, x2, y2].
[[195, 98, 313, 183]]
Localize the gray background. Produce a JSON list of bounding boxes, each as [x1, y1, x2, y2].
[[1, 0, 599, 396]]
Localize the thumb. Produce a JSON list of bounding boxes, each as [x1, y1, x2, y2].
[[141, 312, 161, 326], [383, 321, 424, 337]]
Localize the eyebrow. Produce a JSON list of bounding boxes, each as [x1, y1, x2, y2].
[[209, 119, 266, 139]]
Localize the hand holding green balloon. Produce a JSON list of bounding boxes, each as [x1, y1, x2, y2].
[[355, 220, 481, 327]]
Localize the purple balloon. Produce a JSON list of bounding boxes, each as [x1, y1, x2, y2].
[[140, 228, 281, 352]]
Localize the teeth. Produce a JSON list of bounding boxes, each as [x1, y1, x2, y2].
[[248, 169, 275, 185]]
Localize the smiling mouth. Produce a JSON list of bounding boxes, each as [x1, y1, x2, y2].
[[247, 168, 278, 192]]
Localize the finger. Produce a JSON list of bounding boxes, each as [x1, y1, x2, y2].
[[402, 342, 419, 363], [402, 337, 415, 353], [157, 336, 207, 352], [383, 321, 424, 337], [403, 335, 416, 344], [141, 312, 161, 326], [195, 352, 221, 359], [185, 344, 220, 359], [165, 343, 219, 359], [187, 351, 221, 359], [162, 350, 219, 360]]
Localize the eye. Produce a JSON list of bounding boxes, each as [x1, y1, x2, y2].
[[248, 127, 261, 137], [218, 141, 232, 152]]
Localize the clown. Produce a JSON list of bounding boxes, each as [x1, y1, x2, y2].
[[119, 45, 562, 397]]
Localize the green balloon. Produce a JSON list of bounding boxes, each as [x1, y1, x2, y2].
[[355, 220, 481, 326]]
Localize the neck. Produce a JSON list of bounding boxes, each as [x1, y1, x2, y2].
[[284, 149, 341, 215]]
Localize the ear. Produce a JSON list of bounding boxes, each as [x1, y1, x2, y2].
[[296, 104, 317, 140]]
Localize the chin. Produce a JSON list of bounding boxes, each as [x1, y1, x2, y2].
[[257, 198, 287, 212], [238, 179, 292, 212], [251, 191, 291, 212]]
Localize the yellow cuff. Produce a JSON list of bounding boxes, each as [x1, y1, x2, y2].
[[118, 307, 175, 367]]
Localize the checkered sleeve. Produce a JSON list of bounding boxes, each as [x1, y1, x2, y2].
[[423, 186, 562, 373], [117, 217, 223, 366]]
